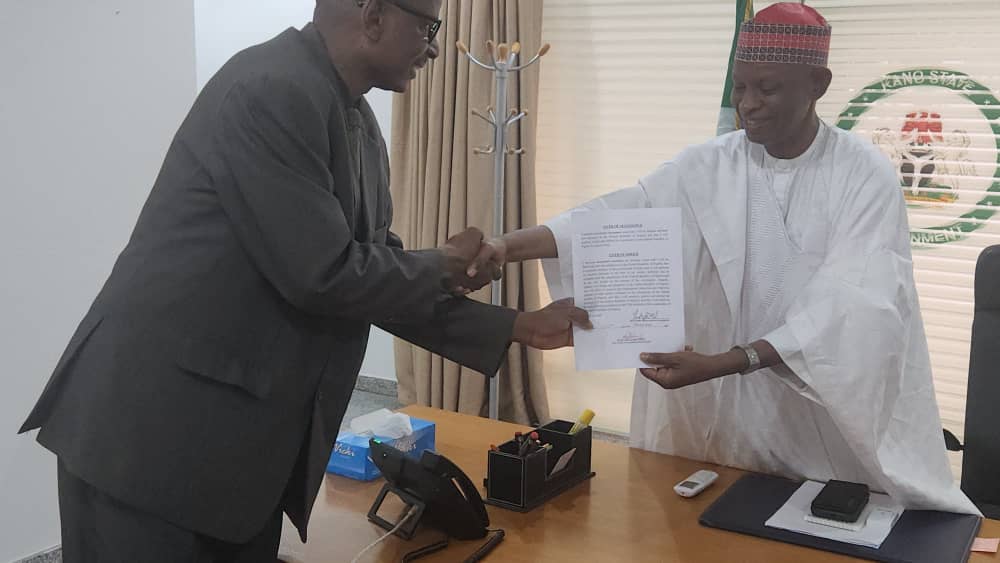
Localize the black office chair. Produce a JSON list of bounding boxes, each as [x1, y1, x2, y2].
[[943, 244, 1000, 518]]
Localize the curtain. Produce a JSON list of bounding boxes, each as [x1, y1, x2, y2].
[[390, 0, 548, 425]]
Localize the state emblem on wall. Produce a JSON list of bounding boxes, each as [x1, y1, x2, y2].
[[836, 69, 1000, 245]]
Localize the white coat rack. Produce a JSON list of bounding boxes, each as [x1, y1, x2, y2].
[[457, 39, 550, 420]]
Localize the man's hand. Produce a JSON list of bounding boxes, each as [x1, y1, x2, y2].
[[440, 227, 500, 294], [638, 347, 746, 389], [467, 237, 507, 279], [512, 298, 592, 350]]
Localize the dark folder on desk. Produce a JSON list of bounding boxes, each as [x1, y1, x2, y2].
[[699, 473, 981, 563]]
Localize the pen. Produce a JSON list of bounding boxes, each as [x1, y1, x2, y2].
[[466, 529, 505, 562], [517, 436, 531, 457]]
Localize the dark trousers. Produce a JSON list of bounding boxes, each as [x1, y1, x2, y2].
[[57, 460, 282, 563]]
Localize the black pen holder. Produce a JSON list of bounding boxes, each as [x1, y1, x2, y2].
[[483, 419, 596, 512]]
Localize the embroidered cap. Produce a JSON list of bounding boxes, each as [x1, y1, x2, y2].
[[735, 3, 831, 67]]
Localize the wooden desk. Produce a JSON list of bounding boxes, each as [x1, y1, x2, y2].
[[290, 406, 1000, 562]]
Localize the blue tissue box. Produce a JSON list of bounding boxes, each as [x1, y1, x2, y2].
[[326, 417, 436, 481]]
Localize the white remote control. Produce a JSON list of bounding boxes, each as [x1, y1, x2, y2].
[[673, 470, 718, 498]]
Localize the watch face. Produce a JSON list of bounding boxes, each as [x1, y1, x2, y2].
[[736, 345, 760, 374]]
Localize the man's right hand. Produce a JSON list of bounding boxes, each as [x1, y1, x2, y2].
[[467, 237, 507, 279], [440, 227, 500, 294]]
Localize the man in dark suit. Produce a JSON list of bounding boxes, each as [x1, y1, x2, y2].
[[19, 0, 589, 560]]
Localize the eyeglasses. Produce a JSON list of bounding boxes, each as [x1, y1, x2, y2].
[[378, 0, 442, 43]]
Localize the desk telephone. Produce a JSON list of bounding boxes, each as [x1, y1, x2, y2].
[[367, 438, 488, 539], [367, 439, 504, 562]]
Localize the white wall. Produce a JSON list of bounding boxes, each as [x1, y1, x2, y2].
[[0, 2, 197, 561], [194, 0, 398, 381]]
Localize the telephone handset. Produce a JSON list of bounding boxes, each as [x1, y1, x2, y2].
[[368, 438, 489, 541], [419, 447, 489, 531]]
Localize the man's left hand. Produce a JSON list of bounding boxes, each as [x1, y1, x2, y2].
[[638, 347, 737, 389], [512, 298, 592, 350]]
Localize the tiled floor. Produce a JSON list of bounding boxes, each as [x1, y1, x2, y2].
[[19, 549, 59, 563], [340, 389, 400, 430]]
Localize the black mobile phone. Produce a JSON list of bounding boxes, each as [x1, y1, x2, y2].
[[810, 480, 870, 523]]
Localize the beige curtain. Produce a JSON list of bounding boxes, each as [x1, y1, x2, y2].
[[390, 0, 547, 425]]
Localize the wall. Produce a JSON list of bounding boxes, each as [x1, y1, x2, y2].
[[194, 0, 398, 381], [0, 2, 197, 561]]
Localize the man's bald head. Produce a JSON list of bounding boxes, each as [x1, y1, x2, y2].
[[314, 0, 357, 20], [312, 0, 442, 96]]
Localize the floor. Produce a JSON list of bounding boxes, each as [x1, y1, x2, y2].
[[340, 389, 400, 431]]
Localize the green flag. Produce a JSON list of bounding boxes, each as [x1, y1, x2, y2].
[[717, 0, 754, 135]]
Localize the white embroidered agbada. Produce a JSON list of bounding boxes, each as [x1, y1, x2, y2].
[[543, 122, 979, 514]]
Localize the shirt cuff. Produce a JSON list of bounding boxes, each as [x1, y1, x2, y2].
[[542, 212, 576, 301], [761, 321, 823, 403], [762, 324, 800, 362]]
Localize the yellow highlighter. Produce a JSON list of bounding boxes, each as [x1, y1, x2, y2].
[[569, 409, 595, 434]]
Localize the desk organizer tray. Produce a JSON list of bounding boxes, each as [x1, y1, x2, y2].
[[700, 473, 982, 563], [483, 419, 596, 512]]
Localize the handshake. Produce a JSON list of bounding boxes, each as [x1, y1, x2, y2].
[[439, 227, 508, 294], [438, 227, 590, 350]]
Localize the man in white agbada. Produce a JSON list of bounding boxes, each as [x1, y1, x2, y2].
[[470, 2, 978, 514]]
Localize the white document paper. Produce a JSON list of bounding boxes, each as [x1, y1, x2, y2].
[[765, 481, 904, 549], [571, 208, 684, 371]]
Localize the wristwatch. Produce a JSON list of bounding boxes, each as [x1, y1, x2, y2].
[[733, 344, 761, 375]]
